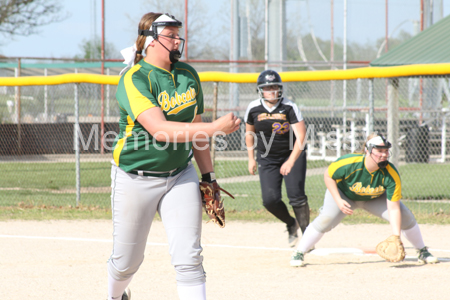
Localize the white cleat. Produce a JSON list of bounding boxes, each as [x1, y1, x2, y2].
[[417, 247, 439, 264], [290, 250, 305, 267]]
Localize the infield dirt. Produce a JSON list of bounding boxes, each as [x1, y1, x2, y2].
[[1, 220, 449, 299]]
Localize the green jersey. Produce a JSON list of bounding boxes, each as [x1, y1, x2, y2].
[[112, 60, 204, 175], [327, 153, 402, 202]]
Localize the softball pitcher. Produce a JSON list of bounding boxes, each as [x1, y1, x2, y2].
[[290, 133, 439, 267], [107, 13, 240, 300], [245, 70, 309, 247]]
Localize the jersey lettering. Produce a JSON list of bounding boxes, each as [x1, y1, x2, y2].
[[157, 87, 197, 115], [258, 113, 287, 121], [349, 182, 385, 198], [158, 91, 170, 111]]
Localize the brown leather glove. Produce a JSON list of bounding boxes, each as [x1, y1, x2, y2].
[[199, 181, 234, 228], [376, 235, 406, 262]]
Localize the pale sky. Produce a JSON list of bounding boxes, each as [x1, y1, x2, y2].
[[1, 0, 449, 60]]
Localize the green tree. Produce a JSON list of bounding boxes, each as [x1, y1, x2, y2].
[[75, 36, 121, 60], [374, 30, 413, 59], [0, 0, 68, 39]]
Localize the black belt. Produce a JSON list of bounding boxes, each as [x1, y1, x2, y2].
[[128, 162, 190, 177]]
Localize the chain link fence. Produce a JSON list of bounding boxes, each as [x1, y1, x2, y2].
[[1, 62, 449, 217]]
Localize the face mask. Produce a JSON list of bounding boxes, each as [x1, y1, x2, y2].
[[138, 14, 185, 64], [155, 37, 184, 63], [377, 160, 389, 168], [368, 150, 389, 169], [169, 49, 182, 63]]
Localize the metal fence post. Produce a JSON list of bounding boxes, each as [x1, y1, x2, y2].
[[211, 82, 219, 170], [440, 108, 449, 163], [336, 125, 342, 158], [356, 78, 362, 105], [368, 78, 374, 135], [343, 79, 347, 134], [350, 119, 356, 152], [74, 83, 81, 206], [388, 78, 399, 166], [16, 58, 22, 154], [44, 68, 48, 122], [106, 68, 110, 119]]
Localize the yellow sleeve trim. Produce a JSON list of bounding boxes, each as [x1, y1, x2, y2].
[[124, 65, 155, 120], [147, 70, 153, 93], [113, 116, 135, 166], [328, 155, 364, 178], [386, 165, 402, 201], [191, 106, 198, 122]]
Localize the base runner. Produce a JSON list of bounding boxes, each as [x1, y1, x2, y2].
[[245, 70, 310, 247]]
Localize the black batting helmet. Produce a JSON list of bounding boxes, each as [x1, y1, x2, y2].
[[256, 70, 283, 102]]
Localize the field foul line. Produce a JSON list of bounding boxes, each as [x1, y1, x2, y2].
[[1, 234, 450, 261], [0, 234, 292, 250]]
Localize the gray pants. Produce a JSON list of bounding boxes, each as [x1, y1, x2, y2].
[[312, 189, 417, 233], [108, 163, 205, 286]]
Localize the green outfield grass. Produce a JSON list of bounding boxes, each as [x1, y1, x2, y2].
[[1, 200, 449, 224], [196, 159, 330, 178], [0, 162, 111, 190], [220, 177, 450, 214], [399, 164, 450, 200], [0, 159, 331, 192], [0, 160, 449, 222]]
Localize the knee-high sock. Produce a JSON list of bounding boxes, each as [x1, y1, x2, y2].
[[402, 223, 425, 249], [177, 283, 206, 300], [107, 273, 133, 300], [296, 225, 324, 253], [293, 203, 310, 234], [264, 201, 296, 226]]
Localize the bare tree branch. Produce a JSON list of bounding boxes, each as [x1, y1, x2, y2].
[[0, 0, 69, 38], [135, 0, 211, 59]]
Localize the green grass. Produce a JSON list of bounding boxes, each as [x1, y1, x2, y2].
[[1, 202, 449, 224], [192, 159, 331, 179], [0, 159, 330, 194], [1, 160, 449, 222], [220, 176, 326, 212], [0, 190, 111, 207], [399, 164, 450, 200], [0, 162, 111, 189], [0, 205, 113, 221]]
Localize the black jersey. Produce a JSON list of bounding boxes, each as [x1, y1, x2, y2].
[[244, 98, 303, 157]]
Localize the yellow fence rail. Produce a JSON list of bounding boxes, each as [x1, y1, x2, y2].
[[1, 63, 450, 86]]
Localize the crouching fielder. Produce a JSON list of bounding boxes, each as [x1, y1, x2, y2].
[[290, 133, 439, 267]]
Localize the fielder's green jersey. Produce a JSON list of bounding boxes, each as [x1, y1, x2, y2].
[[112, 60, 204, 175], [327, 153, 402, 202]]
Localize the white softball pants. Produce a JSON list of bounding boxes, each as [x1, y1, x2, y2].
[[312, 189, 418, 233], [107, 162, 206, 286]]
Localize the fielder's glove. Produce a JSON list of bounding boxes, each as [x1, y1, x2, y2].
[[376, 234, 406, 262], [199, 181, 234, 228]]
